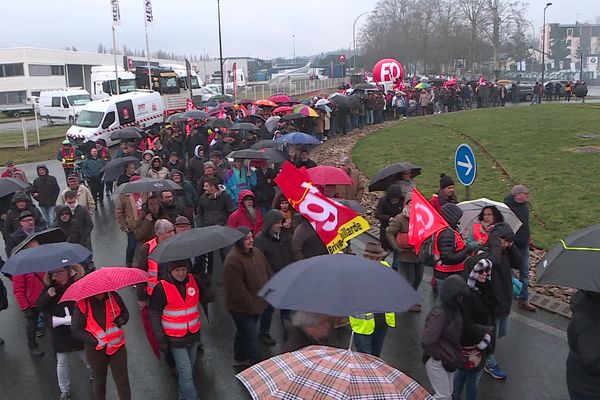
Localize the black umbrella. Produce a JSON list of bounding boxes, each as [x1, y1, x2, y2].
[[536, 224, 600, 292], [76, 140, 97, 155], [280, 113, 306, 122], [181, 110, 209, 120], [328, 94, 351, 109], [0, 178, 30, 198], [250, 140, 280, 150], [2, 242, 92, 275], [207, 119, 232, 129], [166, 113, 188, 123], [118, 178, 182, 194], [368, 162, 422, 192], [332, 199, 367, 214], [258, 254, 420, 316], [227, 149, 268, 160], [231, 122, 259, 131], [149, 226, 245, 263], [100, 157, 141, 182], [10, 228, 68, 255], [110, 127, 144, 140], [244, 114, 266, 123], [258, 148, 287, 163]]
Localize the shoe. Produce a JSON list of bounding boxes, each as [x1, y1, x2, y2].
[[409, 304, 422, 313], [29, 348, 44, 357], [259, 333, 276, 346], [59, 392, 71, 400], [36, 329, 45, 337], [484, 364, 507, 380], [233, 359, 250, 367], [518, 301, 537, 312]]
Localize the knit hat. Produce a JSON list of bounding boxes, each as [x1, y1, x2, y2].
[[234, 226, 252, 250], [19, 210, 34, 220], [440, 203, 463, 226], [168, 260, 189, 272], [67, 173, 79, 181], [174, 216, 191, 226], [439, 173, 455, 189], [467, 258, 492, 292]]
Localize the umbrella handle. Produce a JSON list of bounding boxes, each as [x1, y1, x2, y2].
[[348, 330, 354, 351], [107, 292, 117, 320]]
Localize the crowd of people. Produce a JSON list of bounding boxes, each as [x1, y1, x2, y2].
[[0, 87, 597, 400]]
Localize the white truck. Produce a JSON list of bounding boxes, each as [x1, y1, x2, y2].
[[90, 66, 137, 100], [162, 63, 204, 97], [66, 91, 163, 146], [38, 89, 92, 125]]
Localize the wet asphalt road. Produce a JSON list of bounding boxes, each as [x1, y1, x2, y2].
[[0, 161, 571, 399]]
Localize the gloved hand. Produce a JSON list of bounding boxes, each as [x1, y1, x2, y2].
[[476, 333, 492, 350]]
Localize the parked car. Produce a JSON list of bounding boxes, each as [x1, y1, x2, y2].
[[507, 84, 534, 102]]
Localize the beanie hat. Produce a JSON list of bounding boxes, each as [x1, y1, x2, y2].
[[440, 203, 463, 226], [234, 226, 252, 250], [168, 260, 189, 272], [439, 173, 455, 189]]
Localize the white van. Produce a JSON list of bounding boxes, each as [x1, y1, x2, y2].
[[66, 91, 164, 146], [39, 89, 92, 125], [90, 66, 137, 100]]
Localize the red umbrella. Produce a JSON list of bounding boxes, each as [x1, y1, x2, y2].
[[307, 166, 354, 186], [270, 94, 292, 103], [272, 106, 293, 115], [60, 267, 148, 303]]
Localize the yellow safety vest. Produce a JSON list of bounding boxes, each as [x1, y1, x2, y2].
[[349, 260, 396, 335]]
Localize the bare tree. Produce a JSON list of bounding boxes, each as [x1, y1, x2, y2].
[[459, 0, 487, 71]]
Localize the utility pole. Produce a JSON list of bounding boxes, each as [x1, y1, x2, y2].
[[217, 0, 225, 94]]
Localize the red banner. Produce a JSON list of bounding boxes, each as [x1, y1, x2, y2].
[[274, 162, 369, 253], [408, 188, 448, 254], [185, 98, 197, 111]]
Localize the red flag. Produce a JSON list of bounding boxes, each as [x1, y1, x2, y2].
[[408, 188, 448, 254], [185, 98, 197, 111], [239, 104, 249, 118], [274, 162, 369, 253]]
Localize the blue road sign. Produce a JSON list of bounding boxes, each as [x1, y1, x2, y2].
[[454, 144, 476, 186]]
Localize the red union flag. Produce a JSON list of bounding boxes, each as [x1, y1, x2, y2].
[[274, 162, 369, 253], [408, 188, 448, 254], [185, 98, 197, 111]]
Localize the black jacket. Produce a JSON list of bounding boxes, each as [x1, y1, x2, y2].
[[375, 185, 404, 250], [3, 192, 47, 238], [504, 194, 530, 248], [254, 168, 276, 208], [31, 165, 60, 207], [254, 210, 294, 273], [460, 281, 497, 351], [434, 227, 471, 280], [567, 290, 600, 396], [196, 190, 234, 226]]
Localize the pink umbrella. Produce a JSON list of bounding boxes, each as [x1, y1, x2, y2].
[[270, 94, 292, 103], [60, 267, 148, 303], [272, 106, 293, 115], [307, 165, 353, 186]]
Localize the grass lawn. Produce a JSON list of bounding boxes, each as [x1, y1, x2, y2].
[[353, 104, 600, 248], [0, 124, 67, 164]]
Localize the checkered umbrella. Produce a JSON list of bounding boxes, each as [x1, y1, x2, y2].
[[236, 345, 433, 400]]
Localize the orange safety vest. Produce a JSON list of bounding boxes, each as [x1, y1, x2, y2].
[[61, 147, 76, 169], [160, 275, 201, 338], [77, 296, 125, 355], [472, 223, 489, 245], [146, 237, 159, 295], [433, 228, 467, 273]]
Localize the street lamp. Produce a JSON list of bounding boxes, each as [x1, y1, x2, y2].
[[353, 10, 377, 70], [541, 2, 552, 103], [217, 0, 225, 95]]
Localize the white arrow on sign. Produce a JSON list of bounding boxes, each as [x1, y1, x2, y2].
[[457, 156, 473, 175]]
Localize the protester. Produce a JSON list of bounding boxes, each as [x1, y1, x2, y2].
[[116, 162, 139, 188], [115, 176, 144, 265], [375, 183, 404, 255], [6, 209, 45, 255], [291, 215, 328, 260], [146, 156, 170, 179], [37, 264, 91, 400], [57, 140, 83, 180], [31, 164, 60, 226], [4, 190, 46, 244], [227, 190, 263, 233], [295, 148, 317, 169], [166, 152, 185, 172], [2, 160, 25, 179], [429, 174, 458, 213], [282, 311, 331, 353], [223, 227, 272, 367], [134, 195, 168, 244], [336, 157, 365, 201], [224, 158, 257, 203], [159, 190, 185, 223], [186, 145, 207, 188], [196, 177, 234, 227], [139, 150, 155, 178], [60, 174, 96, 216], [54, 204, 88, 248], [174, 215, 192, 234], [71, 291, 131, 400], [272, 192, 295, 232], [81, 147, 107, 206], [466, 206, 504, 248], [170, 170, 197, 220], [63, 191, 94, 250], [254, 162, 276, 213]]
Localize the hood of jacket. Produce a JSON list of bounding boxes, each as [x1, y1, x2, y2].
[[194, 145, 205, 159], [151, 155, 163, 168], [385, 183, 403, 200], [36, 164, 49, 177], [43, 263, 85, 286], [262, 209, 283, 233], [237, 189, 255, 207], [488, 222, 514, 243], [440, 203, 463, 228], [234, 226, 252, 252], [170, 169, 184, 181], [11, 190, 32, 206], [142, 149, 155, 160], [440, 274, 469, 310]]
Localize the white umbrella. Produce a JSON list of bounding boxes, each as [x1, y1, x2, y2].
[[457, 198, 522, 234], [265, 116, 281, 133], [315, 98, 330, 106], [420, 76, 430, 83]]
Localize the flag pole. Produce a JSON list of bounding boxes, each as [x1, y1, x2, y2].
[[112, 26, 120, 95], [143, 0, 153, 90]]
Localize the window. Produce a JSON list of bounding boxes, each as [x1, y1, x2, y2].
[[0, 91, 27, 105], [61, 97, 69, 108], [567, 40, 572, 46], [31, 91, 41, 97], [28, 64, 65, 76], [51, 65, 64, 75], [51, 97, 61, 107], [102, 111, 115, 128], [567, 28, 573, 36], [75, 110, 104, 128], [67, 94, 91, 106], [0, 63, 24, 77]]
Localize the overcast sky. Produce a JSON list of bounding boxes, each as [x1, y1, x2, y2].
[[0, 0, 598, 59]]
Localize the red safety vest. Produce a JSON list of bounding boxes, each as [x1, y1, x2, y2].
[[472, 223, 489, 245], [77, 296, 125, 355], [61, 147, 76, 169], [160, 275, 201, 338], [146, 137, 154, 151], [100, 147, 110, 161], [433, 228, 466, 273], [146, 237, 159, 295]]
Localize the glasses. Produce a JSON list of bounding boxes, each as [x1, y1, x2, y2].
[[480, 268, 491, 274]]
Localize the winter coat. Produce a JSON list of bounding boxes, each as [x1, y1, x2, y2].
[[223, 166, 257, 204], [4, 191, 47, 238], [166, 159, 185, 173], [13, 272, 45, 310], [187, 153, 207, 187], [254, 210, 294, 273], [504, 194, 530, 248], [196, 189, 234, 227], [31, 165, 60, 207], [429, 191, 458, 213], [223, 244, 272, 315], [36, 264, 85, 353], [54, 214, 85, 247], [385, 208, 419, 263], [227, 190, 264, 232], [434, 226, 471, 280], [566, 290, 600, 396], [254, 168, 276, 209], [81, 156, 106, 179], [146, 156, 170, 180], [375, 184, 404, 250], [134, 210, 168, 243], [115, 194, 141, 232], [291, 219, 328, 260], [336, 167, 364, 201], [59, 185, 96, 215], [170, 170, 198, 211], [422, 275, 468, 372]]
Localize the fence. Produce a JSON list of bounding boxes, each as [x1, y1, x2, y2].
[[231, 77, 346, 100], [0, 110, 66, 149]]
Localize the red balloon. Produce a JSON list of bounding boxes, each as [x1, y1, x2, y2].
[[372, 58, 404, 83]]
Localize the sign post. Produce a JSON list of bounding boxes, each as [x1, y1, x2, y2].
[[454, 143, 476, 200]]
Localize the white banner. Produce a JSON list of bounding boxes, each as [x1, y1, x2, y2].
[[144, 0, 153, 24], [111, 0, 121, 26]]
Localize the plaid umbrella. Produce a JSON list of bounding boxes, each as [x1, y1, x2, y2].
[[237, 345, 433, 400]]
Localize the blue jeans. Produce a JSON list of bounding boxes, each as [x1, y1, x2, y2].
[[485, 316, 510, 368], [517, 244, 530, 301], [230, 312, 261, 364], [453, 369, 483, 400], [171, 342, 199, 400], [39, 205, 55, 226], [366, 110, 374, 124], [353, 324, 388, 357], [259, 305, 274, 335], [569, 389, 600, 400], [126, 231, 137, 266]]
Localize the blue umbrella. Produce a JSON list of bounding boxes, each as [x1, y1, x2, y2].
[[2, 242, 92, 276], [258, 254, 420, 316], [273, 132, 322, 145]]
